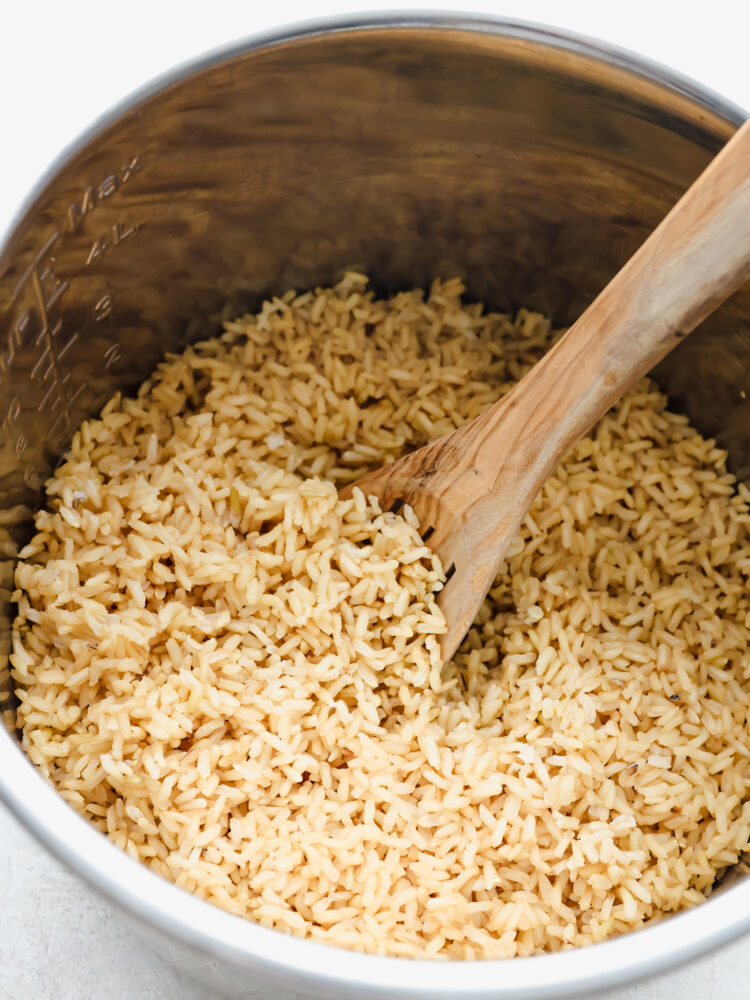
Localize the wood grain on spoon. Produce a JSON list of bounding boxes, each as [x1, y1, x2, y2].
[[341, 117, 750, 663]]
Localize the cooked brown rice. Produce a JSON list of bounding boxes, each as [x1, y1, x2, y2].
[[11, 274, 750, 959]]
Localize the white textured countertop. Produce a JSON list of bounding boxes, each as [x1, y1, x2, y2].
[[1, 804, 750, 1000], [1, 2, 749, 998]]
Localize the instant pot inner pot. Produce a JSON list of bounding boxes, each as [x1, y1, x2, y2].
[[1, 26, 749, 824]]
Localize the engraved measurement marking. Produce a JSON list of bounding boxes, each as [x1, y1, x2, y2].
[[30, 345, 51, 380], [0, 313, 26, 374], [46, 411, 67, 445], [57, 330, 79, 360], [2, 152, 144, 472], [11, 231, 60, 303], [94, 293, 114, 322], [24, 464, 41, 490], [3, 234, 69, 377], [67, 155, 142, 233], [29, 326, 80, 369], [30, 266, 72, 434], [120, 156, 142, 184], [46, 382, 87, 445], [39, 264, 69, 312], [103, 343, 122, 369], [67, 382, 86, 409], [0, 397, 22, 441], [85, 220, 137, 266], [39, 383, 64, 415]]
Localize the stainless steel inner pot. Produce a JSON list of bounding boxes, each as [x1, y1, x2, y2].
[[1, 14, 749, 1000]]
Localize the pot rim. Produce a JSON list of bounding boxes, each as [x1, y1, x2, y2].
[[1, 12, 748, 1000]]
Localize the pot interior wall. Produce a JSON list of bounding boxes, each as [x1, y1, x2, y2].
[[1, 25, 748, 729]]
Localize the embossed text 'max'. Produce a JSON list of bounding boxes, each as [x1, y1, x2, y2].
[[66, 155, 143, 233]]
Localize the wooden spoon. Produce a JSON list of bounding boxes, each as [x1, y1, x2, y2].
[[342, 117, 750, 663]]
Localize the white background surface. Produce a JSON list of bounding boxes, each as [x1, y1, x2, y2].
[[1, 2, 749, 998]]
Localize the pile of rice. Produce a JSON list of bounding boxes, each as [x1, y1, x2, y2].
[[11, 274, 750, 959]]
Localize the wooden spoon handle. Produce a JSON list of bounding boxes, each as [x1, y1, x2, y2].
[[425, 117, 750, 659], [464, 116, 750, 533], [348, 119, 750, 663]]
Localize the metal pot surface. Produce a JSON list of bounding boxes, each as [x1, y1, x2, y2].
[[1, 13, 749, 1000]]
